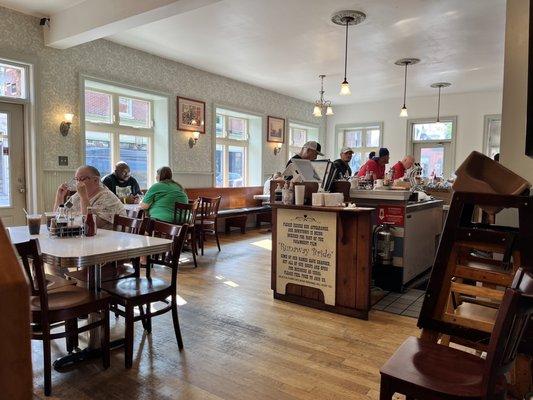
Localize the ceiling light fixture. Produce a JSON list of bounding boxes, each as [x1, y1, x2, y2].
[[395, 58, 420, 118], [313, 75, 333, 117], [331, 10, 366, 96], [430, 82, 451, 126]]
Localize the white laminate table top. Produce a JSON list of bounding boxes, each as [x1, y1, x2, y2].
[[7, 225, 172, 268]]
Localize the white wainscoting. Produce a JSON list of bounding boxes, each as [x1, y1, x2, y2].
[[41, 170, 75, 212]]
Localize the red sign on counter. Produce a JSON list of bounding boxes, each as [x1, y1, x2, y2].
[[377, 205, 405, 227]]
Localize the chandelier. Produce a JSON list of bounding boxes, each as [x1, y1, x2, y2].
[[312, 75, 333, 117]]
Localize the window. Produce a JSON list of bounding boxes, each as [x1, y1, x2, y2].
[[484, 115, 501, 159], [288, 123, 319, 159], [408, 117, 456, 179], [337, 123, 382, 172], [215, 113, 248, 187], [84, 87, 154, 188], [0, 61, 26, 99], [0, 112, 10, 206]]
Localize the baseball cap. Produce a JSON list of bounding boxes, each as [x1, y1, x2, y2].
[[303, 141, 324, 156], [379, 147, 390, 157], [341, 146, 354, 154]]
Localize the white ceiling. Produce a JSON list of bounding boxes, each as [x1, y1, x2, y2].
[[1, 0, 506, 105], [0, 0, 85, 16]]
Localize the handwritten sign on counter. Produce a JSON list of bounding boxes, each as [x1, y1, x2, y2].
[[276, 208, 336, 305]]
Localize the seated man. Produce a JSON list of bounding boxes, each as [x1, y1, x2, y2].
[[357, 147, 390, 180], [54, 165, 126, 229], [391, 155, 415, 180], [102, 161, 143, 202], [332, 147, 353, 179]]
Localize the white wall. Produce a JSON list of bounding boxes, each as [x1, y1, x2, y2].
[[500, 0, 533, 183], [326, 91, 502, 170]]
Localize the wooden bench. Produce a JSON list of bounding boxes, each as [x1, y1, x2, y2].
[[186, 187, 271, 233]]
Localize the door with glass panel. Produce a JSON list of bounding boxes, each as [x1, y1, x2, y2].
[[0, 102, 26, 226], [409, 119, 455, 179]]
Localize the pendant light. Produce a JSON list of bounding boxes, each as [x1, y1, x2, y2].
[[395, 58, 420, 118], [430, 82, 451, 126], [331, 10, 366, 96], [313, 75, 333, 117]]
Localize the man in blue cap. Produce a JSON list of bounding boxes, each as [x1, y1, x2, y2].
[[357, 147, 390, 180]]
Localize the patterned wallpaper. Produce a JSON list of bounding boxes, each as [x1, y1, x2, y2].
[[0, 6, 325, 179]]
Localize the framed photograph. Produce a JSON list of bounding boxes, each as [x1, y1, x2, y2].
[[267, 116, 285, 143], [177, 96, 205, 133]]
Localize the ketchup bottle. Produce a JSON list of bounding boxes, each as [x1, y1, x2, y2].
[[85, 207, 97, 237]]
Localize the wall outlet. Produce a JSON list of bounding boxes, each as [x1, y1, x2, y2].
[[58, 156, 68, 166]]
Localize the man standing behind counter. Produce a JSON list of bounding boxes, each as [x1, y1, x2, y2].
[[357, 147, 390, 180], [286, 140, 324, 166], [391, 155, 415, 180], [102, 161, 143, 202], [332, 147, 353, 179]]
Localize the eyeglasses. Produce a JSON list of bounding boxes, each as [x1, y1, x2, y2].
[[74, 176, 97, 182]]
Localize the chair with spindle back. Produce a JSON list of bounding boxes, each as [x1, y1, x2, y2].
[[66, 214, 143, 283], [379, 268, 533, 400], [195, 196, 221, 255], [101, 219, 188, 368], [126, 207, 145, 220], [174, 198, 200, 268], [15, 239, 111, 396]]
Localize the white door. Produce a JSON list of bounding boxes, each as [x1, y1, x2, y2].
[[0, 102, 26, 226], [413, 141, 452, 178]]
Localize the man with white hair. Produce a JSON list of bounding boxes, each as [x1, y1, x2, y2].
[[391, 155, 415, 180], [54, 165, 126, 229]]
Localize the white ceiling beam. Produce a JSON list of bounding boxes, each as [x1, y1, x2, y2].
[[44, 0, 221, 49]]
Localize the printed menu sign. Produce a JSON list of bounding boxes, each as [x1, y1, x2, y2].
[[276, 208, 336, 305]]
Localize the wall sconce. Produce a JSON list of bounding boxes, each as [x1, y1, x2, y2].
[[59, 113, 74, 137], [273, 143, 282, 156], [188, 131, 200, 148]]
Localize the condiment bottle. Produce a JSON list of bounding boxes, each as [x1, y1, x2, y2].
[[275, 183, 283, 203], [84, 207, 97, 237]]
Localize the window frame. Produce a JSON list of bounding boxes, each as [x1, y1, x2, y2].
[[334, 122, 383, 172], [0, 59, 29, 102], [406, 116, 457, 178], [215, 112, 249, 188], [83, 87, 155, 188], [288, 121, 320, 160], [483, 114, 501, 158]]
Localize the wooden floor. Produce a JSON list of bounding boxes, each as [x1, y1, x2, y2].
[[32, 229, 418, 399]]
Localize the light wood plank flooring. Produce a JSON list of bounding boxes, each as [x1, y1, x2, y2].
[[32, 229, 418, 399]]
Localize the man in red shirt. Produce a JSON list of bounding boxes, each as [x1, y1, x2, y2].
[[357, 148, 390, 180], [391, 155, 415, 180]]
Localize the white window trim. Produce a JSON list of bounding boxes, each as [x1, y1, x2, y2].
[[215, 113, 249, 187], [483, 114, 501, 157], [406, 116, 457, 171], [0, 58, 29, 101], [82, 84, 155, 187], [334, 122, 383, 172]]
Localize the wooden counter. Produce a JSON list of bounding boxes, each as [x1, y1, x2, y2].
[[271, 204, 373, 319]]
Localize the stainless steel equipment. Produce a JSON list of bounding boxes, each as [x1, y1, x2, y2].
[[373, 224, 395, 265]]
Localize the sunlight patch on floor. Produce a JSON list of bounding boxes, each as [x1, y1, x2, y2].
[[223, 280, 239, 288], [250, 239, 272, 251]]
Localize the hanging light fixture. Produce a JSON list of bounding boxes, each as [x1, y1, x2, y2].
[[395, 58, 420, 118], [312, 75, 333, 117], [430, 82, 451, 127], [331, 10, 366, 96]]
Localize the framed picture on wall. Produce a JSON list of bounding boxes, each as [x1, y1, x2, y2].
[[267, 116, 285, 143], [177, 96, 205, 133]]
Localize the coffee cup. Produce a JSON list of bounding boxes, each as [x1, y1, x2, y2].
[[26, 214, 42, 235], [294, 185, 305, 206]]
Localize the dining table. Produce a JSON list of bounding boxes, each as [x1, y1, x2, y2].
[[7, 224, 173, 370]]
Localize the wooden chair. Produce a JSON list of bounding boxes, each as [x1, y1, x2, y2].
[[100, 220, 188, 368], [126, 207, 145, 220], [195, 196, 221, 255], [174, 199, 200, 268], [379, 268, 533, 400], [15, 239, 111, 396], [66, 215, 143, 283]]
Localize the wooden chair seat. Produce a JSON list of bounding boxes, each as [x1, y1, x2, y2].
[[30, 286, 110, 321], [443, 302, 498, 333], [381, 336, 506, 399], [101, 277, 170, 301], [45, 274, 76, 291]]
